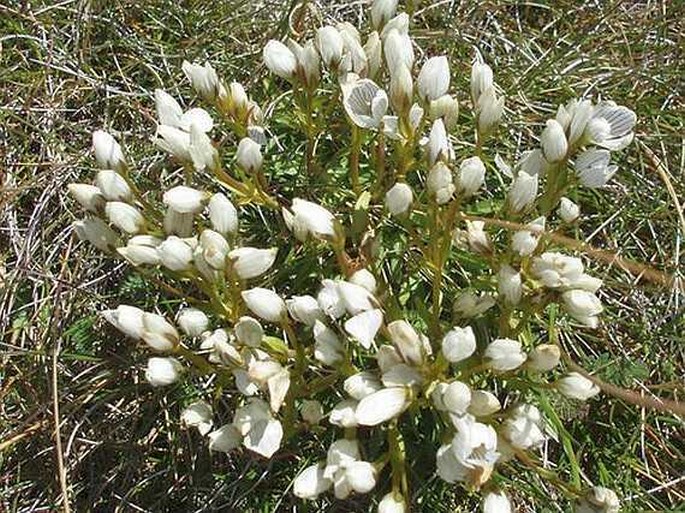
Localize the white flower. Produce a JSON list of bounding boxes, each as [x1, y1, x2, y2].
[[502, 404, 546, 449], [293, 463, 332, 499], [181, 401, 213, 435], [574, 148, 618, 188], [378, 491, 406, 513], [105, 202, 145, 234], [344, 309, 383, 349], [117, 236, 161, 266], [575, 486, 620, 513], [74, 218, 118, 251], [101, 304, 145, 339], [457, 156, 485, 197], [207, 193, 238, 237], [241, 288, 286, 323], [429, 94, 459, 129], [383, 29, 413, 75], [145, 357, 182, 387], [511, 216, 545, 256], [427, 162, 455, 205], [234, 316, 263, 347], [324, 439, 377, 499], [139, 312, 180, 351], [371, 0, 398, 30], [329, 399, 359, 427], [163, 186, 206, 214], [317, 279, 346, 319], [350, 269, 377, 293], [95, 170, 131, 201], [313, 320, 345, 365], [468, 390, 501, 417], [484, 339, 526, 371], [355, 387, 410, 426], [556, 372, 600, 400], [267, 367, 290, 413], [387, 320, 424, 366], [562, 289, 603, 327], [92, 130, 126, 171], [337, 280, 377, 315], [155, 125, 191, 161], [163, 209, 193, 238], [200, 229, 229, 269], [344, 371, 383, 400], [301, 400, 325, 425], [389, 63, 413, 113], [364, 31, 382, 78], [177, 308, 209, 337], [417, 56, 450, 102], [286, 295, 324, 326], [287, 198, 337, 241], [427, 118, 453, 165], [526, 344, 561, 372], [298, 40, 321, 87], [342, 79, 388, 129], [587, 101, 636, 151], [385, 182, 413, 216], [316, 26, 344, 68], [507, 171, 538, 213], [381, 363, 422, 388], [470, 61, 493, 102], [154, 90, 213, 132], [460, 220, 492, 255], [453, 292, 496, 318], [381, 13, 409, 38], [228, 247, 277, 279], [157, 236, 194, 271], [234, 398, 283, 458], [567, 99, 594, 146], [531, 252, 589, 289], [441, 381, 472, 415], [68, 183, 104, 212], [376, 345, 403, 373], [558, 196, 580, 223], [236, 137, 263, 172], [189, 123, 217, 173], [441, 326, 477, 363], [263, 40, 297, 79], [208, 424, 242, 453], [498, 265, 522, 306], [518, 148, 548, 176], [541, 119, 568, 163], [182, 60, 221, 101], [483, 491, 511, 513], [476, 86, 504, 134]]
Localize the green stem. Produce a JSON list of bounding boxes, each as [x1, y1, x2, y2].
[[387, 424, 409, 504], [350, 124, 362, 194]]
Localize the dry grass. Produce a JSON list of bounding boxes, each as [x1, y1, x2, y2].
[[1, 0, 683, 511]]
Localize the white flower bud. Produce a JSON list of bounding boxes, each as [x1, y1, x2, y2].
[[511, 217, 545, 257], [385, 182, 413, 216], [442, 381, 472, 414], [105, 202, 145, 234], [457, 156, 485, 197], [140, 312, 180, 351], [350, 269, 377, 293], [92, 130, 126, 171], [383, 30, 413, 75], [371, 0, 398, 30], [575, 486, 620, 513], [74, 218, 118, 251], [316, 26, 344, 69], [453, 292, 495, 318], [344, 309, 383, 349], [558, 197, 580, 223], [228, 247, 277, 279], [145, 357, 182, 387], [389, 64, 413, 113], [101, 305, 144, 339], [288, 198, 337, 241], [387, 320, 424, 366], [470, 61, 493, 102], [177, 308, 209, 337], [463, 220, 492, 255], [157, 236, 194, 271], [286, 295, 324, 326], [346, 460, 377, 494], [328, 399, 359, 428], [236, 137, 263, 173], [241, 288, 286, 323], [300, 400, 325, 425], [263, 40, 297, 79], [476, 86, 504, 134], [293, 463, 331, 499], [344, 371, 382, 400], [189, 123, 218, 172], [556, 372, 600, 400], [226, 81, 249, 119], [541, 119, 568, 163], [526, 344, 561, 372], [313, 320, 344, 365], [117, 236, 161, 266], [429, 94, 459, 129], [468, 390, 501, 417], [427, 118, 452, 165], [234, 316, 263, 347], [498, 265, 522, 306], [155, 89, 183, 127], [181, 400, 213, 435], [299, 40, 321, 87], [68, 184, 104, 212], [378, 491, 406, 513], [155, 125, 191, 161], [483, 491, 511, 513], [317, 279, 346, 319], [208, 424, 242, 453], [441, 326, 477, 363], [197, 229, 228, 269], [507, 171, 538, 213], [182, 60, 220, 101], [562, 290, 603, 326], [355, 387, 410, 426], [163, 186, 207, 214], [417, 56, 450, 102], [484, 338, 526, 371], [336, 280, 377, 315], [364, 32, 382, 79], [502, 404, 545, 449], [381, 13, 409, 38], [207, 193, 238, 237], [95, 170, 131, 201], [427, 162, 455, 205]]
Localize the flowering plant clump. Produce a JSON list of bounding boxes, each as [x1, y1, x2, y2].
[[69, 1, 639, 511]]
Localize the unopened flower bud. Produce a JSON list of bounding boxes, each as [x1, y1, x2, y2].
[[470, 61, 493, 102], [208, 193, 238, 237], [364, 32, 382, 79], [558, 197, 580, 223], [177, 308, 209, 337], [526, 344, 561, 372], [541, 119, 568, 162], [105, 202, 145, 234], [507, 171, 538, 213], [575, 486, 620, 513], [427, 162, 455, 205], [316, 26, 344, 69], [555, 372, 600, 400], [182, 60, 221, 101], [378, 491, 406, 513], [383, 30, 413, 75], [429, 94, 459, 129], [286, 295, 324, 326], [476, 86, 504, 134], [263, 40, 297, 79], [228, 246, 276, 279], [241, 288, 286, 323], [562, 289, 602, 327], [441, 326, 476, 363], [457, 156, 485, 197], [485, 338, 526, 371], [96, 170, 131, 201], [389, 64, 413, 113], [157, 236, 194, 271], [355, 387, 410, 426], [483, 491, 512, 513], [385, 182, 413, 216], [498, 265, 522, 306], [387, 320, 424, 366], [145, 357, 183, 387], [371, 0, 398, 30], [417, 56, 450, 102], [68, 184, 104, 212], [442, 381, 472, 414], [163, 186, 207, 214], [117, 235, 161, 266], [92, 130, 126, 171], [468, 390, 501, 417], [236, 137, 263, 173], [349, 269, 377, 293]]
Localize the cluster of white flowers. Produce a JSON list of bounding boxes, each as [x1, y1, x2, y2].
[[69, 0, 637, 510]]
